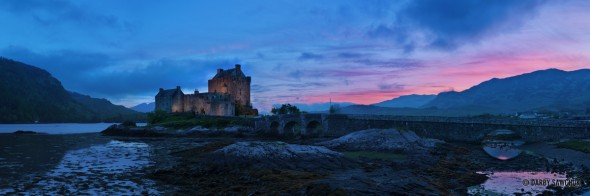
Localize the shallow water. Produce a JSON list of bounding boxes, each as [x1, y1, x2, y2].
[[0, 138, 159, 195], [0, 123, 147, 134], [467, 171, 582, 195], [482, 140, 525, 161]]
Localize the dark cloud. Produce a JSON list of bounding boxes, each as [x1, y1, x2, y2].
[[369, 0, 546, 50], [337, 52, 366, 59], [0, 46, 115, 79], [378, 83, 405, 91], [0, 46, 239, 98], [352, 58, 423, 69], [366, 24, 415, 53], [250, 84, 270, 94], [288, 68, 385, 80], [0, 0, 134, 32], [288, 70, 304, 81], [81, 58, 239, 97], [298, 52, 324, 61]]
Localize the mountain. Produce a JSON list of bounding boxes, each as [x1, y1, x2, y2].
[[422, 68, 590, 113], [131, 102, 155, 113], [69, 92, 143, 121], [372, 94, 436, 108], [336, 104, 491, 117], [0, 57, 143, 123]]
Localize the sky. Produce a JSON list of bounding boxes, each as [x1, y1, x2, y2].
[[1, 0, 590, 112]]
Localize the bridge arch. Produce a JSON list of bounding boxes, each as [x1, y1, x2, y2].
[[306, 120, 322, 137], [283, 121, 301, 137], [269, 121, 280, 135]]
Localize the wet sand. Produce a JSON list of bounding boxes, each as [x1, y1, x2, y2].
[[0, 133, 166, 194], [1, 132, 588, 195], [0, 133, 110, 180], [522, 142, 590, 168]]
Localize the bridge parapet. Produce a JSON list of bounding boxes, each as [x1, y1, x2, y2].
[[254, 114, 590, 142], [346, 114, 590, 127]]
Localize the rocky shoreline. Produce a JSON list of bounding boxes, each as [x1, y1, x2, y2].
[[2, 125, 589, 195]]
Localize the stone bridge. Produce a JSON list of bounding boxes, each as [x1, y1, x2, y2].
[[254, 114, 590, 142]]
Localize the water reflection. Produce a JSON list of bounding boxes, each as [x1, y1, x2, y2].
[[482, 129, 524, 160], [468, 171, 569, 195], [0, 140, 158, 195]]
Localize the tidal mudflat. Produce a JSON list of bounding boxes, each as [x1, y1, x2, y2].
[[0, 133, 160, 194], [1, 127, 589, 195]]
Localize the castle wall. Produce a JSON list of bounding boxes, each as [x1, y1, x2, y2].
[[182, 93, 235, 116], [156, 64, 254, 116], [171, 92, 184, 113], [155, 88, 184, 113], [155, 95, 172, 113]]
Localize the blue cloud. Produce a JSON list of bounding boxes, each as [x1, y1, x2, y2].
[[337, 52, 366, 59], [369, 0, 546, 50], [298, 52, 324, 61], [0, 46, 239, 98], [0, 0, 132, 31]]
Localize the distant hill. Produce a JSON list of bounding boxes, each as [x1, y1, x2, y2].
[[0, 57, 143, 123], [423, 68, 590, 113], [69, 92, 144, 121], [336, 104, 491, 117], [372, 94, 436, 108], [336, 68, 590, 117], [131, 102, 155, 113]]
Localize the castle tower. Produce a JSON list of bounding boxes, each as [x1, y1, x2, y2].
[[208, 64, 251, 106]]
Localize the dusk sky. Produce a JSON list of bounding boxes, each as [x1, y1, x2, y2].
[[1, 0, 590, 112]]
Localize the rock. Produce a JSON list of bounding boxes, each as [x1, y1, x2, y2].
[[317, 129, 443, 151], [222, 126, 251, 132], [150, 126, 167, 131], [120, 121, 137, 127], [100, 124, 169, 137], [188, 126, 209, 132], [215, 141, 341, 159], [13, 130, 40, 134]]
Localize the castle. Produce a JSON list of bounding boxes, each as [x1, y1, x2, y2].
[[155, 64, 258, 116]]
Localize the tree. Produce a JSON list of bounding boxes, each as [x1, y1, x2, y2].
[[147, 109, 167, 124], [271, 104, 301, 115], [329, 104, 340, 114]]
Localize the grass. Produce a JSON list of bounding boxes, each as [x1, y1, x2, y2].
[[342, 151, 406, 161], [556, 140, 590, 153], [149, 113, 252, 129]]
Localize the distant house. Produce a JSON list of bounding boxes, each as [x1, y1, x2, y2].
[[155, 64, 258, 116], [516, 112, 549, 119]]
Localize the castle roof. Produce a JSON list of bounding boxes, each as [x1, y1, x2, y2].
[[156, 86, 183, 97], [213, 64, 247, 79]]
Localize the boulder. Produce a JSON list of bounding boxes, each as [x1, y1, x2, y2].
[[100, 124, 169, 137], [317, 129, 443, 151], [188, 126, 210, 132], [215, 141, 341, 159], [222, 126, 252, 132], [13, 130, 40, 134]]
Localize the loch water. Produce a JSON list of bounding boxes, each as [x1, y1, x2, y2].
[[0, 123, 158, 194]]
